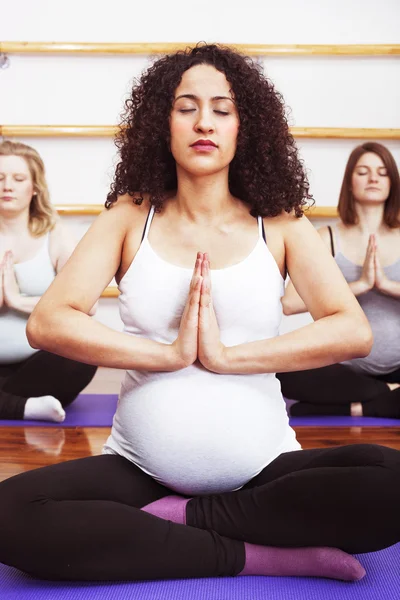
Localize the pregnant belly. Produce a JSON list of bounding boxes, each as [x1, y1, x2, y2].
[[109, 374, 289, 494], [0, 316, 37, 364]]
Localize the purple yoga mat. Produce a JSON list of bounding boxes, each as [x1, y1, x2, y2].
[[0, 394, 399, 427], [0, 543, 399, 600], [284, 397, 400, 427], [0, 394, 118, 427]]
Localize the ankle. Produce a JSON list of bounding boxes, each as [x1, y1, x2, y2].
[[350, 402, 363, 417], [141, 495, 189, 525]]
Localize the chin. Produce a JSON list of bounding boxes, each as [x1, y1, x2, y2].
[[181, 159, 230, 178]]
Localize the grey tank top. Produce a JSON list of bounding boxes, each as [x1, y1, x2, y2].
[[0, 233, 56, 364], [330, 226, 400, 376]]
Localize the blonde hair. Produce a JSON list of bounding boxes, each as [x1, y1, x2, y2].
[[0, 140, 58, 236]]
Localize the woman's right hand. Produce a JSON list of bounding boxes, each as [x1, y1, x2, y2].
[[170, 253, 203, 369], [358, 234, 376, 292]]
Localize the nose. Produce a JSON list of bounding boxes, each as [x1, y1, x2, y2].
[[2, 176, 13, 191], [369, 170, 379, 183], [194, 109, 215, 134]]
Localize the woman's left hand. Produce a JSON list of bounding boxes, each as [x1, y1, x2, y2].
[[373, 239, 390, 293], [198, 253, 227, 373], [3, 251, 22, 309]]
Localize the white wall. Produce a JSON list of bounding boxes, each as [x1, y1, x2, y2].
[[1, 0, 399, 333]]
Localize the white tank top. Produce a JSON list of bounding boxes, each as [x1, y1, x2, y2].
[[0, 233, 56, 364], [103, 207, 301, 495]]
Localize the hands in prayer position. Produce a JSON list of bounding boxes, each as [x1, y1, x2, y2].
[[0, 251, 21, 310], [172, 252, 226, 373], [360, 234, 395, 295]]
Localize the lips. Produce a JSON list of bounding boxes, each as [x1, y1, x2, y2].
[[190, 140, 217, 148]]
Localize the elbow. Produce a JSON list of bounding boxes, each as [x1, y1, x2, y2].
[[357, 324, 373, 358], [26, 309, 56, 350], [350, 320, 373, 359], [88, 301, 99, 317], [26, 313, 40, 350], [281, 297, 296, 316]]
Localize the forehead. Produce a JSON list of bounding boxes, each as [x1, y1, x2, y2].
[[355, 152, 386, 169], [175, 64, 232, 98], [0, 155, 30, 174]]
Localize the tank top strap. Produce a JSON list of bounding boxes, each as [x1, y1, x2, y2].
[[140, 205, 156, 243], [331, 224, 342, 256], [257, 215, 266, 243]]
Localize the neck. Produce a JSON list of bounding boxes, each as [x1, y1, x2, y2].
[[173, 168, 237, 225], [0, 209, 30, 235], [353, 202, 386, 235]]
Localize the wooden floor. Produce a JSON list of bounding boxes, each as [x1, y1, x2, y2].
[[1, 424, 400, 483]]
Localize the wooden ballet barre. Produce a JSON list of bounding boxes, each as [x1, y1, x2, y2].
[[55, 204, 338, 218], [2, 125, 400, 140], [56, 204, 105, 215], [1, 42, 400, 56], [293, 128, 400, 140], [0, 125, 116, 137], [102, 287, 119, 298]]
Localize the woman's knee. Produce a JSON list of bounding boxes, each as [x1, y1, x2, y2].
[[337, 443, 395, 467]]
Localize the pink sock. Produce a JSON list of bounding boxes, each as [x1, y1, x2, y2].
[[141, 495, 189, 524], [240, 543, 366, 581]]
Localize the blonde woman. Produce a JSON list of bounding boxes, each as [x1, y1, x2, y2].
[[0, 141, 97, 421], [279, 142, 400, 417]]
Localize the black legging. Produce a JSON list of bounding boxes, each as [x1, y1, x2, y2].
[[277, 365, 400, 417], [0, 443, 399, 581], [0, 350, 97, 419]]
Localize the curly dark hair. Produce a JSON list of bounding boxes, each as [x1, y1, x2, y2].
[[106, 43, 313, 218]]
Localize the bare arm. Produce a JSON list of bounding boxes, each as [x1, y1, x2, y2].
[[281, 226, 332, 315], [26, 199, 181, 371], [217, 214, 372, 374], [281, 225, 374, 315], [378, 280, 400, 298], [2, 223, 98, 316], [50, 221, 98, 315]]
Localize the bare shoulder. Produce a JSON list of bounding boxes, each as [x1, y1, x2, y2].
[[261, 211, 302, 278], [265, 211, 334, 246], [49, 220, 77, 270], [263, 210, 314, 242], [317, 225, 334, 246], [86, 193, 151, 241], [49, 220, 75, 245]]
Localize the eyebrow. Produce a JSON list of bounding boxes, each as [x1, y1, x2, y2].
[[0, 172, 27, 176], [174, 94, 234, 103], [355, 165, 386, 169]]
